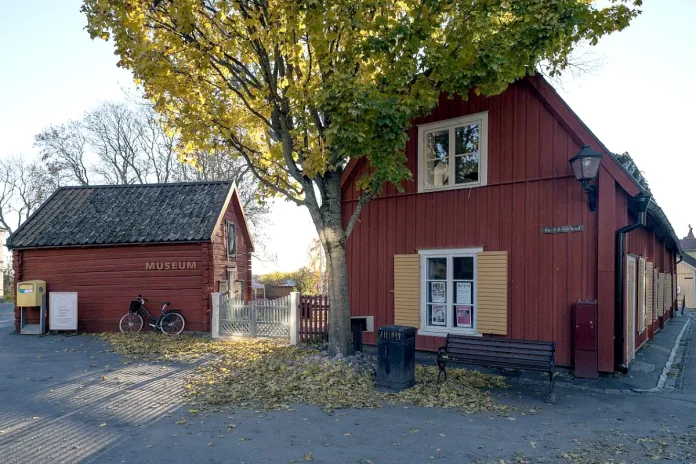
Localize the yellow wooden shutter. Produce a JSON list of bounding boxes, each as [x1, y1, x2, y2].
[[654, 268, 659, 321], [394, 254, 420, 328], [638, 257, 646, 333], [658, 273, 665, 316], [476, 251, 508, 335], [665, 273, 673, 311], [647, 262, 653, 322]]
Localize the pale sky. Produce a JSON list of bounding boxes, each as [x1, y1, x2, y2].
[[1, 1, 694, 273]]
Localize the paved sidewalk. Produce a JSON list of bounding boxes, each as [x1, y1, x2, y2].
[[366, 312, 695, 394]]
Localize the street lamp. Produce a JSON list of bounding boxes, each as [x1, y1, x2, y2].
[[569, 145, 603, 211]]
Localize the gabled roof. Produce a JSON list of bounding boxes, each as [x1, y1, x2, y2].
[[7, 181, 252, 250]]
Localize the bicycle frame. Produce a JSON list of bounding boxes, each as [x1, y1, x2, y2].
[[134, 300, 169, 328]]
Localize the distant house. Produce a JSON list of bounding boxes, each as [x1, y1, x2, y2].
[[677, 226, 696, 308], [342, 74, 682, 373], [6, 182, 253, 332], [264, 279, 296, 299]]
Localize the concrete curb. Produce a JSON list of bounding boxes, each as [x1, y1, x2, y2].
[[632, 318, 692, 393]]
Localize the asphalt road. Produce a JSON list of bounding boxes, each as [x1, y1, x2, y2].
[[1, 303, 695, 463]]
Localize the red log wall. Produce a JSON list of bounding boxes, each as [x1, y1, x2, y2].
[[13, 244, 207, 332]]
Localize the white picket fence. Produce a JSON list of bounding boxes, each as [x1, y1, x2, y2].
[[211, 292, 299, 344]]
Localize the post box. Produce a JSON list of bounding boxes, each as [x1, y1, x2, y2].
[[573, 300, 598, 379], [17, 280, 48, 335], [17, 280, 46, 307]]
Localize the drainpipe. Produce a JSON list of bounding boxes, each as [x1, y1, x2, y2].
[[614, 193, 651, 374]]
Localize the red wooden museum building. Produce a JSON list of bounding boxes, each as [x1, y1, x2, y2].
[[342, 75, 682, 374], [7, 181, 253, 333]]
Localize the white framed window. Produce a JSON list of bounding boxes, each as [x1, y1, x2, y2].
[[417, 112, 488, 193], [419, 247, 482, 336]]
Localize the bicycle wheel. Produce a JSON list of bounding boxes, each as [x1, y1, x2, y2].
[[160, 312, 185, 335], [119, 313, 144, 333]]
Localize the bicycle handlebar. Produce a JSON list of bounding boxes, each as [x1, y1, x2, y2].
[[137, 294, 149, 302]]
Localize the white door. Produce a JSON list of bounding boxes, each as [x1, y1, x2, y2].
[[626, 256, 637, 364]]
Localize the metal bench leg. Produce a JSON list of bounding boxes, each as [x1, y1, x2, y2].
[[437, 360, 447, 384], [545, 369, 556, 404]]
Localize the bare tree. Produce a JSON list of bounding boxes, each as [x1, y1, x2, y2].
[[0, 156, 58, 232], [35, 121, 90, 186], [84, 102, 148, 185], [138, 106, 178, 183]]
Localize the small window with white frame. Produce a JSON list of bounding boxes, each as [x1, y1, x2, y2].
[[418, 112, 488, 192], [419, 248, 481, 336]]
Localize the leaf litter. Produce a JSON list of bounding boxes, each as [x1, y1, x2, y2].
[[100, 333, 507, 414]]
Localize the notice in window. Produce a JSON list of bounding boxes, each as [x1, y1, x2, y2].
[[431, 305, 446, 326], [455, 306, 472, 327], [431, 281, 446, 303], [456, 282, 472, 305]]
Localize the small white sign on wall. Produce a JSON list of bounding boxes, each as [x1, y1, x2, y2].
[[49, 292, 78, 331]]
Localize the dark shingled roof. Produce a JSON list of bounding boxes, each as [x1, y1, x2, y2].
[[681, 238, 696, 252], [7, 182, 233, 249]]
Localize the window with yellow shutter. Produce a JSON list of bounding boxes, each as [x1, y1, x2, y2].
[[419, 248, 482, 336]]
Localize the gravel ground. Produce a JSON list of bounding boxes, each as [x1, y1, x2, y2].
[[1, 303, 695, 464]]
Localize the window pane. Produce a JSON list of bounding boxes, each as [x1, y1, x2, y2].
[[453, 257, 474, 280], [428, 281, 447, 303], [428, 304, 447, 326], [426, 129, 449, 161], [455, 153, 479, 184], [426, 159, 449, 187], [453, 281, 473, 305], [453, 305, 473, 328], [427, 257, 447, 279], [455, 124, 479, 154]]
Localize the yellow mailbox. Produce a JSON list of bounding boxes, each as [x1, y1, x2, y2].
[[17, 280, 47, 307]]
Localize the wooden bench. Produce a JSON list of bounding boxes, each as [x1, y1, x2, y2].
[[437, 334, 556, 403]]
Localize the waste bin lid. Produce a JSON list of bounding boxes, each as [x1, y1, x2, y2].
[[378, 325, 416, 340]]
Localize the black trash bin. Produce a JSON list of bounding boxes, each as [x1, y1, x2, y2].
[[375, 325, 416, 392]]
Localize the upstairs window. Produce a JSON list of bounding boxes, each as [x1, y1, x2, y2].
[[226, 222, 236, 259], [417, 112, 488, 192]]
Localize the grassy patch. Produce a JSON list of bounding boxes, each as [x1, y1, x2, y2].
[[100, 333, 507, 414]]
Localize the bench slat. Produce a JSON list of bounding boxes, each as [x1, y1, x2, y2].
[[445, 341, 554, 356], [447, 335, 554, 348], [443, 350, 553, 364], [445, 351, 553, 364]]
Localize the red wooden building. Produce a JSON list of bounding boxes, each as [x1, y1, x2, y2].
[[7, 181, 253, 333], [341, 75, 681, 373]]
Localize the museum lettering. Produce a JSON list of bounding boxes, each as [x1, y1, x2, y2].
[[145, 261, 197, 270]]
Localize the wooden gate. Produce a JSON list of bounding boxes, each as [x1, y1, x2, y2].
[[300, 295, 329, 343]]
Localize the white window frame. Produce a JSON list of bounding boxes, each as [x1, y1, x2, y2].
[[417, 112, 489, 193], [418, 247, 482, 337]]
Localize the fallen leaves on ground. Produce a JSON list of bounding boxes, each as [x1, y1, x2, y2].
[[100, 333, 507, 414]]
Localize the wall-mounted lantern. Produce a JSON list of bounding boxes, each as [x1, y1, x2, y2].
[[569, 145, 603, 211]]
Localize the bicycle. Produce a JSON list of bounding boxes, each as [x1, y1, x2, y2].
[[118, 294, 186, 335]]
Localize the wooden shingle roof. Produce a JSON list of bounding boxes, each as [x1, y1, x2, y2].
[[7, 182, 233, 249]]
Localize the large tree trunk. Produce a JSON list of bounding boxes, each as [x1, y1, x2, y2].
[[308, 173, 353, 357]]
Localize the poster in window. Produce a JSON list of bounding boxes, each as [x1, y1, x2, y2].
[[455, 306, 472, 327], [431, 282, 446, 303], [431, 305, 446, 326], [456, 282, 472, 304]]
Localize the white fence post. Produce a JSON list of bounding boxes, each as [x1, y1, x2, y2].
[[211, 292, 221, 339], [289, 292, 300, 345]]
